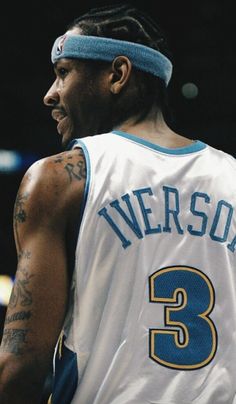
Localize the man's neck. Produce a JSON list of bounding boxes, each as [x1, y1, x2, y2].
[[115, 112, 193, 149]]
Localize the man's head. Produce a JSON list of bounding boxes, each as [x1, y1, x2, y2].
[[44, 3, 173, 148]]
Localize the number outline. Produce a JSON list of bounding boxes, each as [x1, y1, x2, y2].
[[149, 265, 218, 370]]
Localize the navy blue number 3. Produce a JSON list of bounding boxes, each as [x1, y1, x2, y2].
[[149, 266, 217, 370]]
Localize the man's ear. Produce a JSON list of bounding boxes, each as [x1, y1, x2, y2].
[[109, 56, 132, 94]]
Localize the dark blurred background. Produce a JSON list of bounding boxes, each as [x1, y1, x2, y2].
[[0, 0, 235, 389]]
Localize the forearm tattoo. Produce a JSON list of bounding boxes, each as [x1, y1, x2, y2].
[[0, 329, 28, 356], [1, 253, 33, 356], [8, 266, 34, 309], [5, 310, 31, 325]]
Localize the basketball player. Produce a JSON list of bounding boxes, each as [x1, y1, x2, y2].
[[0, 4, 236, 404]]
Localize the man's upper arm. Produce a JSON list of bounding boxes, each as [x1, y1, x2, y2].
[[0, 149, 85, 399]]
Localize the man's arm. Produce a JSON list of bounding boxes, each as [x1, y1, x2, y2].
[[0, 149, 86, 403]]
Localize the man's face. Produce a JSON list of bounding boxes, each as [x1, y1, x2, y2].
[[44, 55, 112, 149]]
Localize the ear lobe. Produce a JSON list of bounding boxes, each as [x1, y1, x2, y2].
[[110, 56, 132, 94]]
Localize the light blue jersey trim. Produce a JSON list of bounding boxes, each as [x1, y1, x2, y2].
[[71, 139, 91, 220], [67, 138, 91, 224], [113, 130, 207, 155], [64, 139, 91, 282]]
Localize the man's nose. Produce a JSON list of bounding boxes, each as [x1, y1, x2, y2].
[[43, 82, 59, 106]]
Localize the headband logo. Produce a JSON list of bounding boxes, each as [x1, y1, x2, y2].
[[56, 35, 67, 55]]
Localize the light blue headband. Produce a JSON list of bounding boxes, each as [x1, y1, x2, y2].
[[51, 34, 173, 86]]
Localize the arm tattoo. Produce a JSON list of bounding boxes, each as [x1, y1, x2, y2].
[[64, 161, 86, 182], [8, 267, 34, 309], [14, 192, 29, 252], [54, 154, 73, 163], [54, 156, 63, 163], [53, 151, 86, 182], [18, 250, 31, 261], [5, 310, 31, 325], [14, 192, 29, 223], [0, 329, 28, 356]]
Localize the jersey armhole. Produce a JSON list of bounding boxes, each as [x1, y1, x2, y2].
[[71, 139, 91, 227]]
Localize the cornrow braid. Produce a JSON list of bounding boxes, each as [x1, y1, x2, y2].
[[67, 3, 173, 126], [68, 3, 172, 60]]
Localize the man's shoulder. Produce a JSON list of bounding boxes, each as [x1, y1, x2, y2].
[[17, 148, 86, 222], [26, 148, 86, 186], [206, 144, 236, 169]]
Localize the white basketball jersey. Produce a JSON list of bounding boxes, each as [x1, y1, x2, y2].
[[51, 131, 236, 404]]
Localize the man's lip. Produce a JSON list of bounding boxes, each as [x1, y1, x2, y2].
[[57, 116, 67, 135], [51, 109, 67, 122]]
